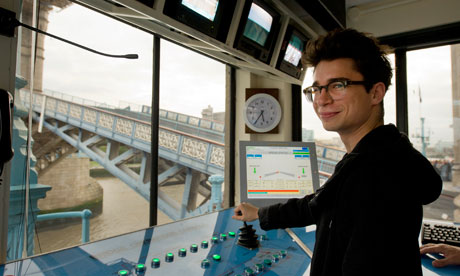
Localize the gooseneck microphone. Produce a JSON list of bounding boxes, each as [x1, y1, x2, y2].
[[15, 18, 139, 59]]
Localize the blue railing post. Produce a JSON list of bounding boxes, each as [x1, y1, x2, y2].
[[81, 209, 92, 243], [37, 209, 92, 243], [208, 175, 224, 212]]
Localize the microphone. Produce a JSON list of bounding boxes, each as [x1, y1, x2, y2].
[[10, 16, 139, 59]]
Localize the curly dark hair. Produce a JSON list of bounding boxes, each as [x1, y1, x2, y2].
[[303, 28, 393, 92]]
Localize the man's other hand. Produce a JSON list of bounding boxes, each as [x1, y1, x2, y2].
[[420, 243, 460, 267]]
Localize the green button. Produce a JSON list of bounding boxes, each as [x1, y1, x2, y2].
[[136, 264, 146, 272], [228, 231, 236, 237], [212, 254, 221, 261], [263, 259, 272, 266], [280, 250, 287, 257], [165, 252, 174, 262], [178, 248, 187, 257], [190, 244, 198, 253], [152, 258, 160, 268], [244, 267, 254, 275], [201, 259, 210, 268], [118, 270, 128, 276]]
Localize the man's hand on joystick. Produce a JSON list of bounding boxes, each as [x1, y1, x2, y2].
[[236, 211, 248, 227], [232, 202, 259, 222]]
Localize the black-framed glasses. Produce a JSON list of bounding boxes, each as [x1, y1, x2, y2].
[[303, 79, 368, 102]]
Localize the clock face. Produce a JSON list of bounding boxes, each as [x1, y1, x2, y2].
[[244, 93, 282, 133]]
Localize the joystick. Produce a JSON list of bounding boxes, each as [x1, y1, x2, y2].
[[236, 211, 259, 249]]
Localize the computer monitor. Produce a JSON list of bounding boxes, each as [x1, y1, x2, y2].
[[163, 0, 236, 43], [234, 0, 281, 64], [239, 141, 320, 208], [276, 25, 310, 79]]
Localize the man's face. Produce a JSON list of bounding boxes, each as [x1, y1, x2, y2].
[[312, 58, 376, 136]]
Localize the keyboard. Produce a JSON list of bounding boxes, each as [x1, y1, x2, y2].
[[421, 222, 460, 247]]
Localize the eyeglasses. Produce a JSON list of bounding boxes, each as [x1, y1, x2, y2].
[[303, 79, 368, 102]]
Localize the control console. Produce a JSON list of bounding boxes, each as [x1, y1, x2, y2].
[[1, 208, 311, 275]]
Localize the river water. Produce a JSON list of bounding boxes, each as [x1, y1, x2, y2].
[[33, 177, 175, 255]]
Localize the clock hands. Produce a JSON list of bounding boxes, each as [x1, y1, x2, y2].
[[253, 110, 265, 125]]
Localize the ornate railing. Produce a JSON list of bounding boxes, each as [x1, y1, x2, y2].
[[20, 90, 225, 174]]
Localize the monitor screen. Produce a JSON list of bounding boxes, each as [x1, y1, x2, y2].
[[283, 33, 304, 67], [164, 0, 234, 43], [181, 0, 219, 21], [240, 141, 320, 207], [243, 3, 273, 46], [276, 25, 309, 79]]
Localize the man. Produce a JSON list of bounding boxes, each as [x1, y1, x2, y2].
[[232, 29, 442, 275]]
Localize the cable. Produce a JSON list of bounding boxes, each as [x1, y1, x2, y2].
[[15, 20, 138, 59]]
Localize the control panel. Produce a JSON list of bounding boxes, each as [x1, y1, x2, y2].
[[0, 209, 311, 275]]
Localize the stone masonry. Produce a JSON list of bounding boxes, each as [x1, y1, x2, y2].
[[37, 156, 103, 211]]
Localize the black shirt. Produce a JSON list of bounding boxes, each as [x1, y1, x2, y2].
[[258, 124, 442, 276]]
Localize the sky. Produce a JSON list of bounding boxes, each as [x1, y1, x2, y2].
[[42, 3, 454, 146], [42, 3, 225, 117]]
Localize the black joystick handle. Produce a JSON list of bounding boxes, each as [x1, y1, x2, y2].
[[236, 211, 259, 249]]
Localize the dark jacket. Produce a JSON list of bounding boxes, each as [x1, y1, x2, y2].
[[258, 124, 442, 276]]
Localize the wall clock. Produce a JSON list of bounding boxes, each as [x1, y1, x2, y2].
[[244, 91, 282, 133]]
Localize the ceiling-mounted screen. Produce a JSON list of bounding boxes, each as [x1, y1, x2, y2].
[[284, 33, 303, 66], [181, 0, 218, 21], [164, 0, 235, 43], [243, 3, 273, 46], [234, 0, 281, 64], [277, 25, 310, 79]]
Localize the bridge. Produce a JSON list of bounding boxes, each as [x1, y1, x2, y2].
[[19, 90, 344, 221]]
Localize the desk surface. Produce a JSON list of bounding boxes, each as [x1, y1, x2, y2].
[[1, 209, 459, 276]]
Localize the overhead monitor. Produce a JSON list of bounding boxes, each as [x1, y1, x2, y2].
[[244, 3, 273, 46], [234, 0, 281, 64], [182, 0, 218, 21], [239, 141, 320, 208], [277, 26, 310, 79], [163, 0, 236, 43]]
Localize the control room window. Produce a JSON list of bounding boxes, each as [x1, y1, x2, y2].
[[407, 44, 460, 223], [158, 39, 226, 223], [9, 1, 153, 259]]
